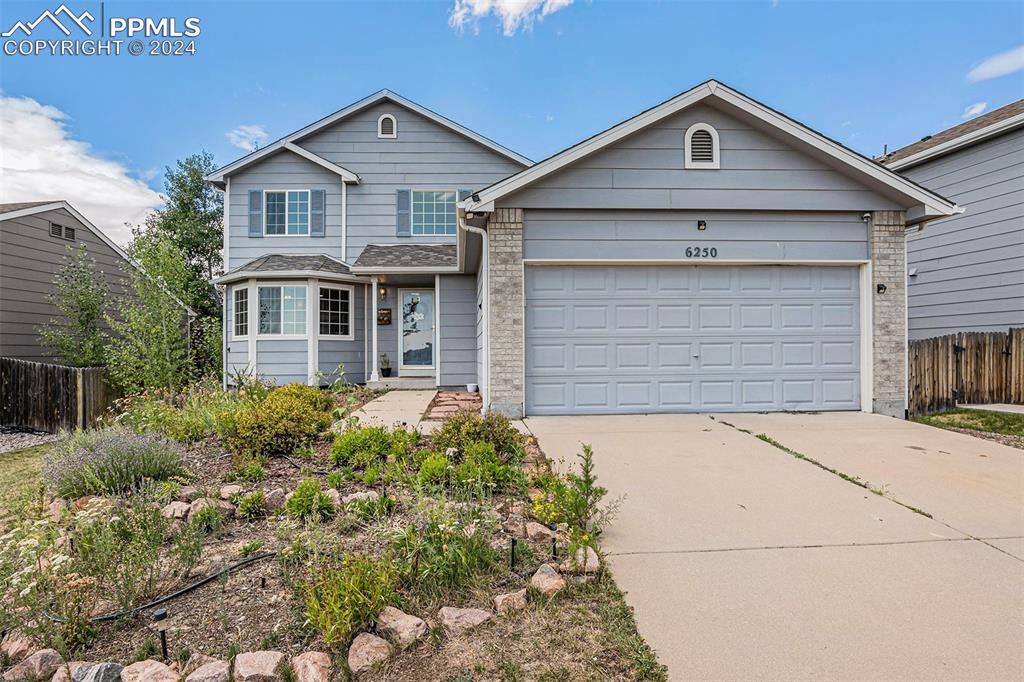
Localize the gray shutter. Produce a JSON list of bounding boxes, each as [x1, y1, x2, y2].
[[248, 190, 263, 238], [396, 189, 411, 237], [310, 189, 326, 237], [457, 189, 473, 202]]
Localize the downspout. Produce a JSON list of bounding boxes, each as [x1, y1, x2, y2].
[[458, 211, 489, 410]]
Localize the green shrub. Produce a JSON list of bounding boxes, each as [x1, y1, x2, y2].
[[361, 465, 380, 486], [239, 541, 263, 557], [237, 491, 266, 520], [272, 383, 334, 412], [389, 428, 420, 460], [286, 479, 335, 523], [115, 380, 251, 443], [226, 458, 266, 483], [392, 508, 496, 597], [329, 426, 392, 469], [302, 554, 399, 648], [417, 452, 450, 486], [325, 472, 344, 489], [349, 495, 394, 522], [432, 411, 525, 462], [43, 427, 184, 498], [189, 504, 225, 535], [223, 391, 331, 459], [451, 440, 525, 499]]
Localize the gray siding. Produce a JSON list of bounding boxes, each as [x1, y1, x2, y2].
[[903, 128, 1024, 339], [227, 152, 344, 270], [500, 103, 901, 212], [299, 101, 524, 262], [318, 284, 368, 385], [476, 263, 485, 393], [0, 208, 133, 363], [439, 274, 477, 387], [524, 210, 868, 261], [256, 338, 307, 386]]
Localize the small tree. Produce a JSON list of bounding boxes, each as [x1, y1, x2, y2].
[[105, 231, 191, 393], [38, 243, 109, 366]]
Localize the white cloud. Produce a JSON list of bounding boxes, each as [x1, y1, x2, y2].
[[449, 0, 573, 36], [226, 124, 268, 152], [967, 45, 1024, 82], [962, 101, 988, 119], [0, 96, 162, 245]]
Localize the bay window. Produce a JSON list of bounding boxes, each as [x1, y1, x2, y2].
[[258, 285, 307, 335], [319, 285, 352, 338], [233, 287, 248, 338]]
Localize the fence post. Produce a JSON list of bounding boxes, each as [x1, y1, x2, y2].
[[76, 367, 84, 430]]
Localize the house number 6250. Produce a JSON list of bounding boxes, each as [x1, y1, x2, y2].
[[685, 246, 718, 258]]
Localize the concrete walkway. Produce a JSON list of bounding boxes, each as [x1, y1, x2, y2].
[[960, 402, 1024, 415], [351, 390, 436, 429], [526, 413, 1024, 680]]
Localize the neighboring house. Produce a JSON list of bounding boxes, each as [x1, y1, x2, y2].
[[0, 201, 137, 363], [209, 81, 959, 418], [881, 100, 1024, 340]]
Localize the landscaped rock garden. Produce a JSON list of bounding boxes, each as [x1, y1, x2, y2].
[[0, 378, 663, 680]]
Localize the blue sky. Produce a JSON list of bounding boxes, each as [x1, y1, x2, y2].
[[1, 0, 1022, 242]]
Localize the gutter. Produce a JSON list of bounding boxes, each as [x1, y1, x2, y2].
[[458, 205, 489, 410]]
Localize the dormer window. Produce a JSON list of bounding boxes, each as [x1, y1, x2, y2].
[[685, 122, 720, 169], [377, 114, 397, 139]]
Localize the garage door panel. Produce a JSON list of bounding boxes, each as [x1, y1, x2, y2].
[[525, 265, 860, 414]]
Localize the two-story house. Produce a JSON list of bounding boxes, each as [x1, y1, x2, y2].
[[210, 82, 960, 418]]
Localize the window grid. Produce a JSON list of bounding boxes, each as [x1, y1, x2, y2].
[[258, 285, 307, 335], [233, 288, 248, 338], [412, 190, 456, 236], [265, 192, 286, 235], [319, 287, 351, 337], [287, 191, 309, 235]]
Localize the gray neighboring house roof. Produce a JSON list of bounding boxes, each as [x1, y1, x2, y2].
[[213, 254, 360, 284], [352, 244, 457, 272], [881, 99, 1024, 170], [0, 201, 59, 214]]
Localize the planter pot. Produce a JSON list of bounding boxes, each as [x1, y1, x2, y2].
[[381, 368, 392, 378], [467, 383, 479, 393]]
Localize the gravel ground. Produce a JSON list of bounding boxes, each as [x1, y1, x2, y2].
[[0, 426, 58, 453], [943, 426, 1024, 450]]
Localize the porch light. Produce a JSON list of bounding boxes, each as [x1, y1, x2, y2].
[[378, 286, 388, 300], [697, 220, 707, 231]]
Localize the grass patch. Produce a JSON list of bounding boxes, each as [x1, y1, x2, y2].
[[912, 409, 1024, 437], [0, 444, 47, 526]]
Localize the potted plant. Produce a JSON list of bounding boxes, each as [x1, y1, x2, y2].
[[380, 353, 392, 377]]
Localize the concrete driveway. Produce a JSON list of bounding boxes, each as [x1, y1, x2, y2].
[[525, 412, 1024, 681]]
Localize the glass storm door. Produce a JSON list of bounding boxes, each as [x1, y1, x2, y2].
[[400, 290, 434, 368]]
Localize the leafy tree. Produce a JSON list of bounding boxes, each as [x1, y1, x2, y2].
[[105, 231, 191, 393], [146, 151, 223, 316], [38, 243, 109, 366]]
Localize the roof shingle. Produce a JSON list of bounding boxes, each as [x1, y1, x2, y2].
[[353, 244, 457, 269], [0, 201, 60, 215], [881, 99, 1024, 165], [233, 254, 351, 275]]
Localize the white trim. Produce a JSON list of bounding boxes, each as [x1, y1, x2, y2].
[[351, 266, 461, 275], [684, 122, 720, 170], [462, 81, 959, 223], [377, 113, 397, 139], [884, 111, 1024, 170], [435, 274, 442, 386], [307, 277, 318, 385], [370, 275, 380, 382], [0, 200, 196, 315], [282, 142, 360, 183], [341, 181, 348, 263], [317, 282, 356, 341], [231, 286, 250, 339], [859, 262, 873, 414], [247, 281, 257, 373], [397, 288, 436, 371], [223, 177, 231, 271], [263, 189, 312, 236], [205, 89, 531, 184], [363, 283, 370, 382], [214, 268, 365, 286], [222, 177, 230, 389], [523, 258, 871, 266]]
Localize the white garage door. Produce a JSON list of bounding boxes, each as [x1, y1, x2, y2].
[[525, 265, 861, 415]]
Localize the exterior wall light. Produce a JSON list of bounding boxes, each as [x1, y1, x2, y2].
[[877, 284, 887, 294], [378, 286, 388, 300], [697, 220, 707, 231]]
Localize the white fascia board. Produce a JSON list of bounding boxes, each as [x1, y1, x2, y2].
[[214, 270, 368, 285], [1, 200, 196, 315], [206, 90, 531, 184], [283, 143, 360, 183], [885, 112, 1024, 171], [350, 266, 461, 275]]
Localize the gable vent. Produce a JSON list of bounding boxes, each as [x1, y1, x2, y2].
[[690, 130, 714, 163], [377, 114, 397, 138], [50, 222, 63, 238]]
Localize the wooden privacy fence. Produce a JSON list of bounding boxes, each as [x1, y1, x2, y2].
[[0, 357, 112, 433], [909, 328, 1024, 415]]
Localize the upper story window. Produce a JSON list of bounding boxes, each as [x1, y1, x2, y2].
[[684, 123, 720, 170], [259, 285, 306, 336], [377, 114, 397, 139], [319, 285, 352, 338], [412, 190, 456, 236], [265, 190, 310, 235], [233, 287, 249, 338], [49, 222, 76, 241]]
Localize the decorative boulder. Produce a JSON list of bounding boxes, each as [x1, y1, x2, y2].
[[341, 491, 379, 505], [176, 486, 201, 502], [73, 663, 123, 682], [437, 607, 492, 637], [160, 501, 190, 519], [188, 497, 235, 520], [530, 564, 566, 597], [289, 652, 330, 682], [120, 660, 178, 682], [2, 649, 63, 682], [54, 662, 92, 682], [526, 522, 555, 542], [560, 545, 601, 575], [0, 632, 32, 663], [501, 514, 526, 538], [181, 656, 219, 678], [377, 606, 428, 647], [263, 488, 287, 511], [219, 485, 243, 500], [231, 652, 285, 682], [325, 489, 342, 507], [347, 633, 390, 676], [493, 588, 528, 614], [184, 660, 229, 682]]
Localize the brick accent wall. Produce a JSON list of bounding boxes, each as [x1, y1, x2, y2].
[[486, 208, 524, 417], [871, 210, 907, 417]]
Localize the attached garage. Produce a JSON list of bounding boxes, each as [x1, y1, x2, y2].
[[525, 264, 862, 415]]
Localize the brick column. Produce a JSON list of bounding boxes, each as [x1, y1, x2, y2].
[[487, 208, 524, 417], [870, 210, 907, 417]]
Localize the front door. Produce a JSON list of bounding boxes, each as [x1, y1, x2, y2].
[[399, 289, 435, 371]]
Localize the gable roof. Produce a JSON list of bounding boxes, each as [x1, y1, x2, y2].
[[0, 200, 196, 316], [880, 99, 1024, 170], [206, 90, 532, 187], [461, 80, 961, 226]]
